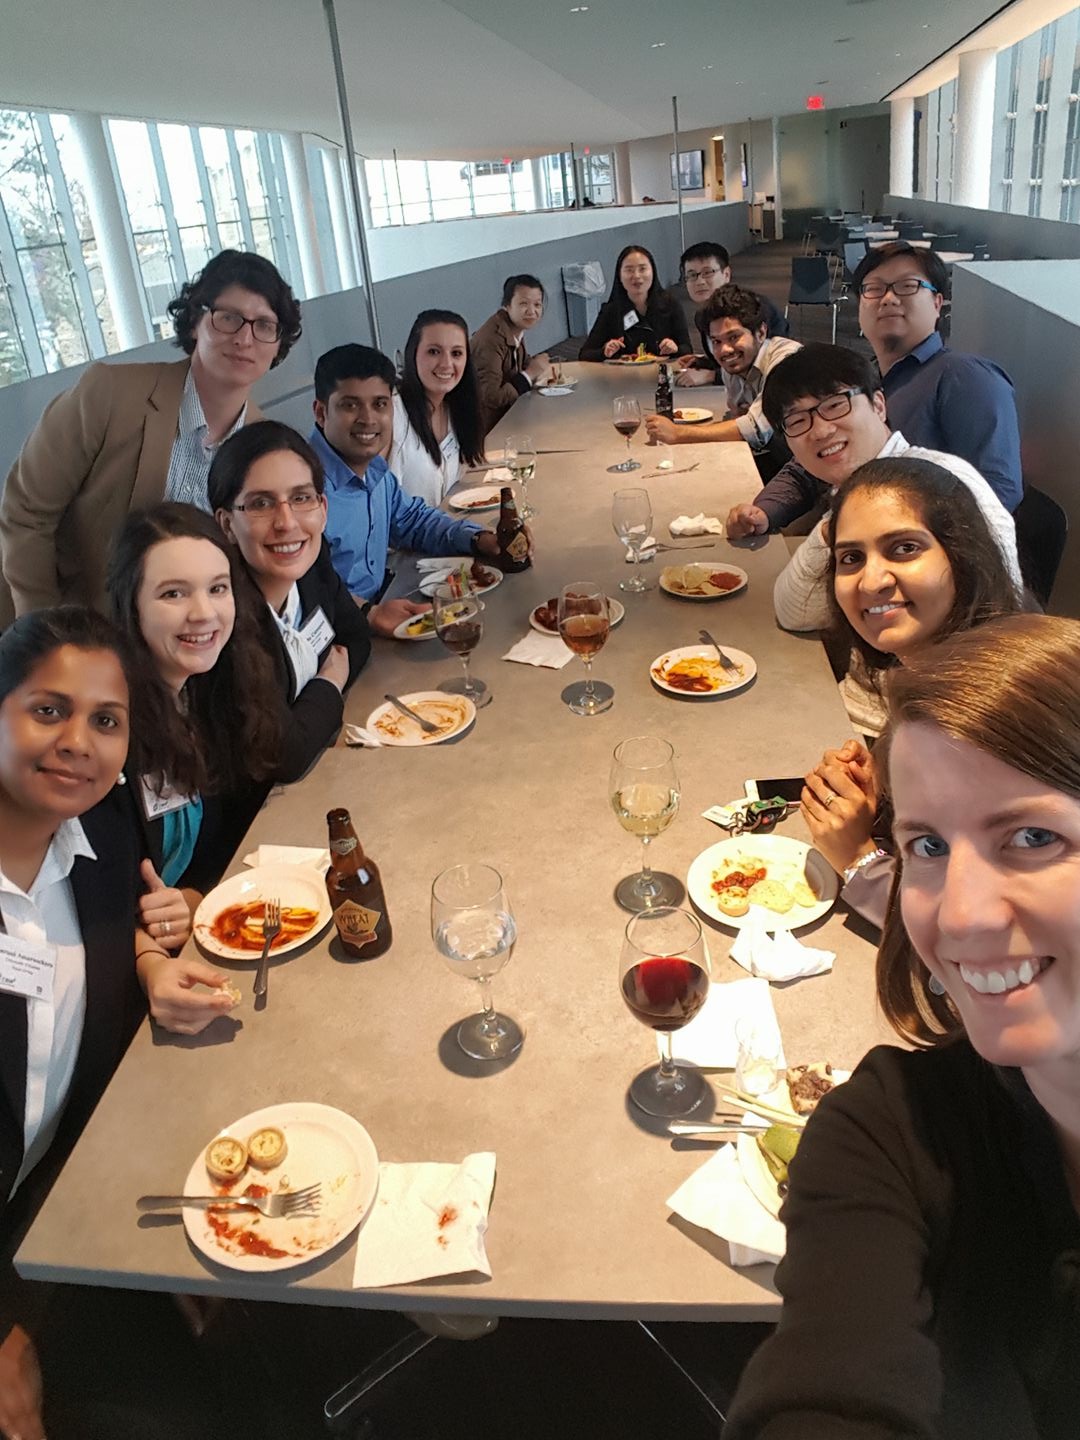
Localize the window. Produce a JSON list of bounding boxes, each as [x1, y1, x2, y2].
[[1029, 23, 1056, 217], [1062, 40, 1080, 221], [1001, 47, 1021, 211]]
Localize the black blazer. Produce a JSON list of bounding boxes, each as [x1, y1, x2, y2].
[[579, 290, 692, 362]]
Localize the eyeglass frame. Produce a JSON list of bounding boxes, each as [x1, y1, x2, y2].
[[858, 277, 938, 300], [780, 387, 868, 438], [682, 265, 724, 284], [202, 305, 284, 344], [229, 491, 323, 517]]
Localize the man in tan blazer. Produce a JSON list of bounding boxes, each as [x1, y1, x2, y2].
[[471, 275, 551, 435], [0, 249, 301, 620]]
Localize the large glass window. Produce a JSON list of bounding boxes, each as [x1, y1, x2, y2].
[[1028, 24, 1056, 217], [1064, 41, 1080, 221]]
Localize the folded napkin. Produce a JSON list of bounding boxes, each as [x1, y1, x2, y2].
[[730, 909, 835, 983], [670, 513, 725, 537], [343, 723, 383, 748], [667, 1143, 785, 1266], [353, 1152, 496, 1288], [501, 632, 575, 669], [663, 976, 786, 1070], [484, 466, 513, 482], [631, 534, 659, 561], [242, 844, 330, 871]]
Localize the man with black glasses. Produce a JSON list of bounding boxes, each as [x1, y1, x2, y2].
[[853, 242, 1022, 511], [675, 242, 788, 388]]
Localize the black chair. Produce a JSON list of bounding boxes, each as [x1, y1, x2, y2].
[[972, 242, 991, 260], [784, 255, 842, 343], [872, 213, 893, 224], [930, 233, 960, 252], [842, 239, 869, 289], [1013, 485, 1068, 607], [897, 222, 924, 240]]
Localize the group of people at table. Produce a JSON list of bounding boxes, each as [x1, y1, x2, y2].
[[0, 234, 1074, 1439]]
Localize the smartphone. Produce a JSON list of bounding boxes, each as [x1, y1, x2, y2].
[[744, 777, 805, 805]]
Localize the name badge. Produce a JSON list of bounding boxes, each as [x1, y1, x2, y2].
[[622, 308, 639, 331], [140, 776, 191, 821], [299, 606, 335, 656], [0, 932, 56, 1003]]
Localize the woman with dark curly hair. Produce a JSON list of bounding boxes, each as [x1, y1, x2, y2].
[[0, 249, 301, 621], [390, 310, 485, 506]]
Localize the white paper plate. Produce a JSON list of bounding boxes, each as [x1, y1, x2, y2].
[[193, 864, 332, 961], [447, 487, 500, 513], [184, 1102, 378, 1273], [418, 566, 503, 598], [686, 834, 838, 932], [649, 644, 756, 698], [366, 691, 477, 747], [392, 613, 439, 642], [659, 564, 748, 600], [529, 596, 625, 635], [672, 407, 714, 424]]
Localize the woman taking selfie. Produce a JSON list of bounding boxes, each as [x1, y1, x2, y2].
[[726, 613, 1080, 1439], [579, 245, 691, 363], [390, 309, 485, 507]]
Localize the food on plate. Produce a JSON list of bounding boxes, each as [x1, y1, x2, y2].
[[710, 854, 819, 915], [372, 695, 468, 742], [534, 597, 560, 632], [247, 1126, 288, 1170], [652, 653, 743, 693], [612, 344, 659, 364], [463, 493, 497, 508], [404, 612, 437, 637], [792, 880, 819, 908], [209, 901, 320, 952], [205, 1135, 248, 1183], [787, 1062, 837, 1114], [757, 1124, 802, 1190], [715, 889, 750, 917], [661, 564, 744, 597], [445, 559, 498, 597], [747, 878, 795, 914]]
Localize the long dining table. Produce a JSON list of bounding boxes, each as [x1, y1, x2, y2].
[[16, 361, 890, 1322]]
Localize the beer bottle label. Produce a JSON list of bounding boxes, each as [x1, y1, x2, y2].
[[334, 899, 382, 947], [506, 532, 529, 562], [330, 836, 358, 855]]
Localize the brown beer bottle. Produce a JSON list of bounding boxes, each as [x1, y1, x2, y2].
[[494, 486, 531, 573], [655, 363, 673, 418], [325, 809, 392, 958]]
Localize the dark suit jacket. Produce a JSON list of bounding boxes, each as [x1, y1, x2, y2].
[[471, 309, 533, 434]]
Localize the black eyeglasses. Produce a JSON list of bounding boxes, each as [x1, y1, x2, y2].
[[781, 388, 866, 438], [858, 277, 938, 300], [204, 306, 283, 344]]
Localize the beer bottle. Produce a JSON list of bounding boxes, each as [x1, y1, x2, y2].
[[325, 809, 392, 958], [655, 363, 674, 418], [494, 486, 531, 574]]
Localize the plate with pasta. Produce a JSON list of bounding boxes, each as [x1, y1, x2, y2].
[[194, 865, 333, 960]]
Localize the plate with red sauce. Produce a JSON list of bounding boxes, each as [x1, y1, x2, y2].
[[193, 864, 333, 961], [659, 563, 748, 600], [183, 1102, 379, 1272], [649, 644, 756, 698], [686, 835, 838, 932]]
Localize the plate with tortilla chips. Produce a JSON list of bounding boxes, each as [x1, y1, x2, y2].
[[659, 563, 748, 599]]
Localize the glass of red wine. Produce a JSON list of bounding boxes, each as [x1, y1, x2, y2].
[[609, 396, 642, 473], [619, 907, 711, 1117], [433, 583, 490, 709], [558, 581, 613, 716]]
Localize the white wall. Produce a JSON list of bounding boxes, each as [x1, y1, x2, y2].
[[625, 126, 723, 205], [719, 120, 777, 204]]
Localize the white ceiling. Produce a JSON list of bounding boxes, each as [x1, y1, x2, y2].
[[1, 0, 1013, 158]]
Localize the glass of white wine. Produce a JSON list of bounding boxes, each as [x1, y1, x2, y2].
[[610, 736, 684, 911], [504, 433, 537, 520]]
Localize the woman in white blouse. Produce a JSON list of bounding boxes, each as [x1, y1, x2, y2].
[[390, 309, 485, 506]]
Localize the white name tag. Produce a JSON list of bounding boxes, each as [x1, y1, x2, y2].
[[299, 606, 335, 656], [140, 776, 191, 820], [622, 308, 639, 331], [0, 931, 56, 1003]]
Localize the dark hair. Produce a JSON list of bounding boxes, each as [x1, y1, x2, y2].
[[208, 421, 324, 512], [0, 606, 134, 707], [761, 344, 882, 433], [397, 310, 484, 468], [167, 250, 302, 367], [501, 274, 545, 307], [607, 245, 665, 312], [106, 503, 284, 796], [875, 614, 1080, 1046], [852, 241, 950, 302], [680, 241, 730, 274], [698, 283, 766, 336], [824, 457, 1021, 684], [314, 344, 396, 405]]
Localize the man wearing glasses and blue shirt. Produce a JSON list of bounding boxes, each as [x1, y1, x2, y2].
[[852, 243, 1022, 512]]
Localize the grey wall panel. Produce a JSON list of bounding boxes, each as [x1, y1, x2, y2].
[[883, 194, 1080, 260]]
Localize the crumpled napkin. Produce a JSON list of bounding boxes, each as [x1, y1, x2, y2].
[[730, 909, 835, 982], [415, 555, 474, 595], [631, 533, 659, 561], [483, 466, 513, 482], [502, 632, 575, 669], [663, 977, 786, 1070], [353, 1152, 496, 1288], [670, 513, 725, 537], [667, 1143, 785, 1266], [242, 844, 330, 871], [343, 723, 383, 748]]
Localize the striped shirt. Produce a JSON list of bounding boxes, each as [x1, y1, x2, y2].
[[164, 369, 247, 510]]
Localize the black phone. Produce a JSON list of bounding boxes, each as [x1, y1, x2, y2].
[[744, 777, 805, 805]]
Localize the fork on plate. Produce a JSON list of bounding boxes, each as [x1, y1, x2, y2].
[[136, 1181, 322, 1219], [698, 628, 740, 675], [253, 897, 281, 1000], [384, 692, 440, 735]]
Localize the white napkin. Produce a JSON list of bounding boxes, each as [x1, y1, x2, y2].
[[242, 844, 330, 871], [501, 632, 575, 669], [730, 909, 835, 982], [343, 724, 383, 748], [630, 534, 659, 561], [415, 555, 473, 596], [667, 1144, 785, 1266], [670, 513, 725, 538], [353, 1152, 496, 1288], [663, 977, 786, 1070], [483, 466, 513, 482]]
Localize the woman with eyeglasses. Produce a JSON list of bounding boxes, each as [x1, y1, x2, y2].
[[209, 422, 371, 776], [579, 246, 692, 362], [0, 250, 302, 625], [389, 310, 486, 507], [726, 613, 1080, 1440]]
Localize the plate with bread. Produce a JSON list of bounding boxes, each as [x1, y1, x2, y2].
[[687, 835, 838, 931]]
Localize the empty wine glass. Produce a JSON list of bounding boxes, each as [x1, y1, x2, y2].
[[433, 583, 490, 709], [558, 581, 613, 716], [620, 907, 711, 1117], [610, 736, 684, 911], [612, 488, 654, 593], [504, 433, 537, 520], [609, 396, 642, 473], [432, 863, 523, 1060]]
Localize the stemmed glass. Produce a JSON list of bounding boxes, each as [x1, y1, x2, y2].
[[620, 907, 711, 1117], [504, 433, 537, 520], [609, 396, 642, 473], [610, 736, 684, 911], [433, 583, 491, 709], [612, 487, 654, 593], [558, 582, 613, 716], [432, 863, 523, 1060]]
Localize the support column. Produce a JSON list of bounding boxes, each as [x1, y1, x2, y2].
[[67, 112, 152, 350], [771, 116, 783, 239], [890, 97, 916, 199], [614, 142, 632, 205], [319, 147, 359, 289], [954, 49, 997, 209], [280, 132, 327, 299]]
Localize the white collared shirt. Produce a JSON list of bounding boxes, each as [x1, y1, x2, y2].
[[0, 818, 95, 1192], [389, 393, 464, 508], [165, 369, 247, 510], [723, 336, 802, 449], [268, 585, 320, 693]]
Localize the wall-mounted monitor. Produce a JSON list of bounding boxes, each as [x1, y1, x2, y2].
[[670, 149, 705, 192]]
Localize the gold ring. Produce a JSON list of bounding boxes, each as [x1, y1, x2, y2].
[[824, 792, 836, 810]]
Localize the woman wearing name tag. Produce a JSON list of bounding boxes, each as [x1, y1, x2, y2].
[[390, 310, 485, 507], [579, 245, 692, 363], [209, 421, 371, 777]]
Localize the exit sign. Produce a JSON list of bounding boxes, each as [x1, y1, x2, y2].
[[806, 95, 825, 110]]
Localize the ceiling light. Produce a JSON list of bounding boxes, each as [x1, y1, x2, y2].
[[569, 5, 588, 11], [712, 134, 724, 140], [650, 41, 667, 48], [835, 36, 852, 43], [702, 64, 714, 70]]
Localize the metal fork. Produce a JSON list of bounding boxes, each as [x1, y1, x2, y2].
[[253, 897, 281, 1000], [699, 628, 740, 675], [384, 692, 439, 734], [136, 1181, 322, 1219]]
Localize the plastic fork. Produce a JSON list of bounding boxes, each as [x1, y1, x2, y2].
[[136, 1181, 322, 1219], [253, 897, 281, 1000]]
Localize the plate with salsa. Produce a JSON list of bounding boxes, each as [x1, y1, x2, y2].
[[183, 1102, 379, 1273], [659, 563, 748, 600], [686, 835, 837, 932], [194, 864, 332, 961], [649, 644, 756, 698]]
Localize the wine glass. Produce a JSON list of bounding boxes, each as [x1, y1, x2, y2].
[[432, 863, 523, 1060], [504, 433, 537, 520], [433, 583, 491, 709], [610, 736, 684, 912], [609, 396, 641, 473], [558, 581, 613, 716], [612, 487, 654, 593], [619, 907, 711, 1117]]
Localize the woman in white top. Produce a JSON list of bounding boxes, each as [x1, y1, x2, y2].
[[390, 309, 485, 507]]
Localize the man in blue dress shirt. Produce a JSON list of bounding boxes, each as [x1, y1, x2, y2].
[[852, 243, 1022, 512], [309, 344, 505, 634]]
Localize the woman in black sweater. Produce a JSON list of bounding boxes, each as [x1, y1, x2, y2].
[[579, 245, 692, 362]]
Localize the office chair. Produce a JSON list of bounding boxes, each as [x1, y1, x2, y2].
[[897, 222, 924, 240], [930, 233, 960, 252], [1013, 485, 1068, 607], [785, 256, 843, 343]]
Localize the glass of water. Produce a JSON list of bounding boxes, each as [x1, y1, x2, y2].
[[504, 433, 537, 520], [431, 863, 523, 1060]]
